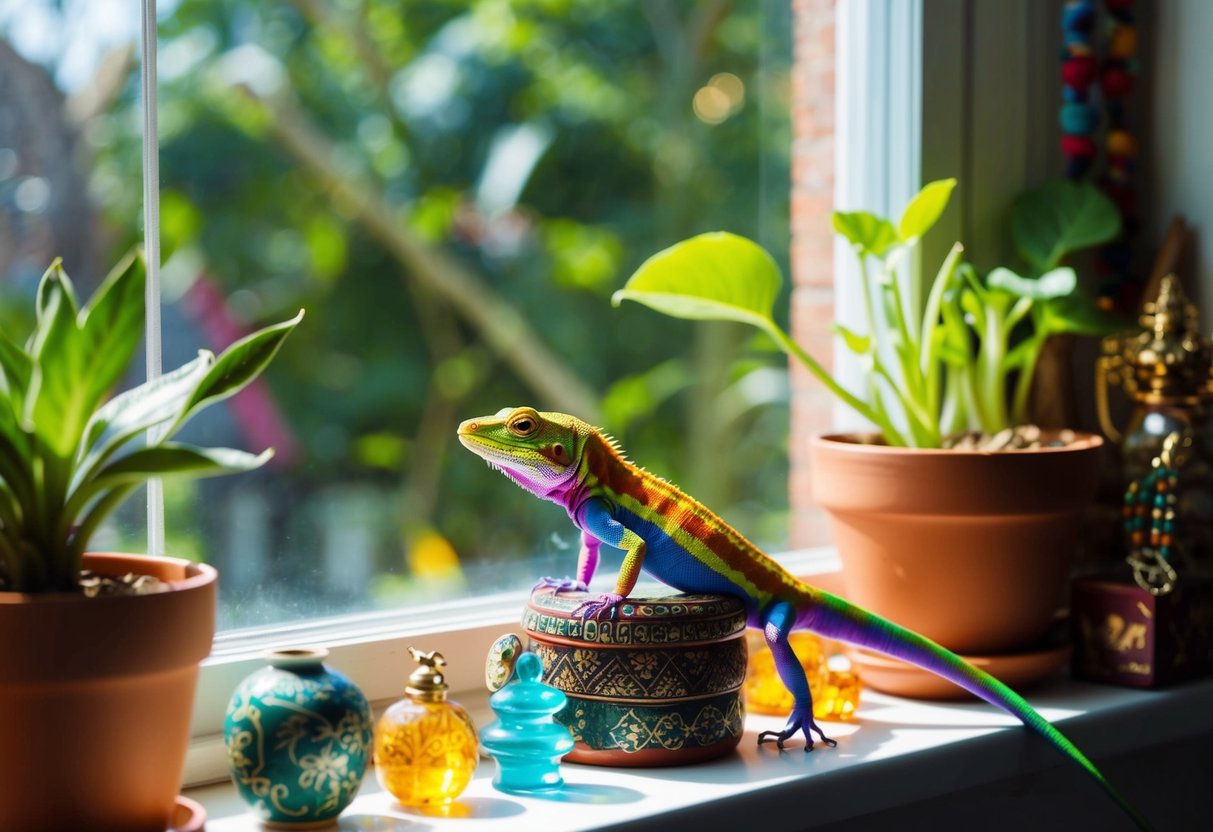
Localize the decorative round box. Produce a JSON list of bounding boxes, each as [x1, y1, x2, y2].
[[224, 648, 374, 828], [523, 588, 747, 766]]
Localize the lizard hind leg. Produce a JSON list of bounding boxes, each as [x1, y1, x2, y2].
[[755, 601, 838, 752]]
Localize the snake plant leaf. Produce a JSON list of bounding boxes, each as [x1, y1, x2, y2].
[[170, 309, 305, 434], [1011, 179, 1121, 272], [76, 251, 147, 419], [611, 232, 781, 330], [34, 259, 79, 324], [66, 445, 274, 522], [0, 332, 33, 417], [87, 444, 273, 487], [833, 323, 872, 356], [832, 211, 900, 258], [987, 266, 1077, 300], [897, 178, 957, 242], [26, 268, 89, 458], [74, 352, 215, 487], [26, 256, 147, 461]]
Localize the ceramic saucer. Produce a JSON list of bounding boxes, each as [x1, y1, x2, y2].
[[169, 795, 207, 832], [848, 637, 1072, 700]]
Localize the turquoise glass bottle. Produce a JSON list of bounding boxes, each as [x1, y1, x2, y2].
[[224, 648, 373, 827], [479, 651, 575, 792]]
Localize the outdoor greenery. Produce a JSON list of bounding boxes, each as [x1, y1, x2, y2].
[[0, 253, 300, 592], [0, 1, 793, 621], [616, 178, 1121, 448]]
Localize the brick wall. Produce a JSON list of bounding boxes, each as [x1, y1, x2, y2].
[[789, 0, 836, 548]]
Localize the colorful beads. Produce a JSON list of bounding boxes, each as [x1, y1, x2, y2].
[[1123, 464, 1178, 562], [1060, 103, 1100, 135], [1059, 0, 1141, 309]]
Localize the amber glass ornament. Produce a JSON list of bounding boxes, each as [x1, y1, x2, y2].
[[374, 648, 478, 806], [744, 630, 861, 721]]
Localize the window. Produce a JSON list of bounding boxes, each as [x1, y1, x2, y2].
[[0, 0, 794, 634]]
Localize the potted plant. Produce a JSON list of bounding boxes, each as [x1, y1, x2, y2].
[[0, 252, 302, 832], [613, 178, 1119, 696]]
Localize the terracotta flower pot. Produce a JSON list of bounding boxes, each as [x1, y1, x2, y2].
[[0, 553, 217, 832], [809, 432, 1103, 670]]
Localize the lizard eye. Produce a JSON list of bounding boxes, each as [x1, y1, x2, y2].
[[508, 413, 538, 437]]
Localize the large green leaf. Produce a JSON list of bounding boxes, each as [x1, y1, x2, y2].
[[611, 232, 781, 329], [987, 266, 1077, 301], [1011, 179, 1121, 272], [832, 211, 900, 258], [168, 310, 305, 435], [898, 178, 956, 241], [1041, 293, 1126, 336]]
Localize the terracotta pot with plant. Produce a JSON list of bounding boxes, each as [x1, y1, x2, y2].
[[0, 253, 302, 832], [613, 178, 1119, 698]]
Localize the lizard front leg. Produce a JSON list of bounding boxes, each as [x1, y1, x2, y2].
[[532, 530, 599, 593], [756, 601, 837, 752], [571, 498, 646, 619]]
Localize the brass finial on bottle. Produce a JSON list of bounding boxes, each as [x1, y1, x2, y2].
[[405, 648, 449, 702], [1097, 275, 1211, 442]]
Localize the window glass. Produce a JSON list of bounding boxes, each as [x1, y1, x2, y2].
[[1, 0, 792, 629]]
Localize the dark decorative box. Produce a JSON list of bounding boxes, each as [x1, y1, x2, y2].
[[522, 588, 747, 767], [1072, 573, 1213, 688]]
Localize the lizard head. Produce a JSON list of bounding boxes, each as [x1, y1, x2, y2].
[[457, 407, 589, 497]]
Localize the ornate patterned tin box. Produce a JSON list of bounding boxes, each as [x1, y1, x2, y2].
[[523, 588, 747, 766]]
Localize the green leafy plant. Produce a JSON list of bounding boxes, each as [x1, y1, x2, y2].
[[613, 178, 1120, 448], [0, 253, 303, 592]]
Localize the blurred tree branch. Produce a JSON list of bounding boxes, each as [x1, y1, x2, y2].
[[240, 86, 601, 422]]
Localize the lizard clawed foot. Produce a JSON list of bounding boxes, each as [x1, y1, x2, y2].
[[572, 592, 624, 620], [532, 576, 591, 593], [757, 708, 838, 752]]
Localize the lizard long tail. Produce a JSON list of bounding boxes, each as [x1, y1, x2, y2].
[[799, 589, 1151, 831]]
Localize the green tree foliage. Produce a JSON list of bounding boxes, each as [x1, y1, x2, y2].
[[13, 0, 793, 619]]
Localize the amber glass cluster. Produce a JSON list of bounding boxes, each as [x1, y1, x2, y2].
[[744, 630, 861, 721]]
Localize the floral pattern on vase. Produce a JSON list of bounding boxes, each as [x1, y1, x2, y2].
[[224, 648, 373, 827]]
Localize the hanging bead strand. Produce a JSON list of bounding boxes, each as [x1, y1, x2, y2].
[[1060, 1, 1100, 180], [1096, 0, 1140, 309]]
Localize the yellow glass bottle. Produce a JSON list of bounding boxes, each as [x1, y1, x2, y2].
[[374, 648, 479, 806]]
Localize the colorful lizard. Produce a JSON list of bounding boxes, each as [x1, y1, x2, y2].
[[457, 406, 1149, 830]]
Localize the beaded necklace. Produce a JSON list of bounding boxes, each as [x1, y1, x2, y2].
[[1122, 432, 1188, 595], [1060, 0, 1140, 309]]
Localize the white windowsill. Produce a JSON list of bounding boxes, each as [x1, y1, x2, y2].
[[190, 673, 1213, 831]]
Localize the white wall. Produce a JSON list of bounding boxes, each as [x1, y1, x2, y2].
[[1152, 0, 1213, 311]]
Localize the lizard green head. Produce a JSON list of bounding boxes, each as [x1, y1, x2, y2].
[[457, 407, 589, 496]]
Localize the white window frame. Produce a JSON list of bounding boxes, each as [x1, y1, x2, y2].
[[184, 0, 1057, 787], [831, 0, 1057, 432]]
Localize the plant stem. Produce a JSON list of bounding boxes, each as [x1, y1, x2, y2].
[[1011, 332, 1047, 425], [979, 308, 1009, 432], [765, 322, 902, 442]]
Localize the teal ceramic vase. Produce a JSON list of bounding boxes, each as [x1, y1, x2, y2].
[[224, 648, 373, 827]]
